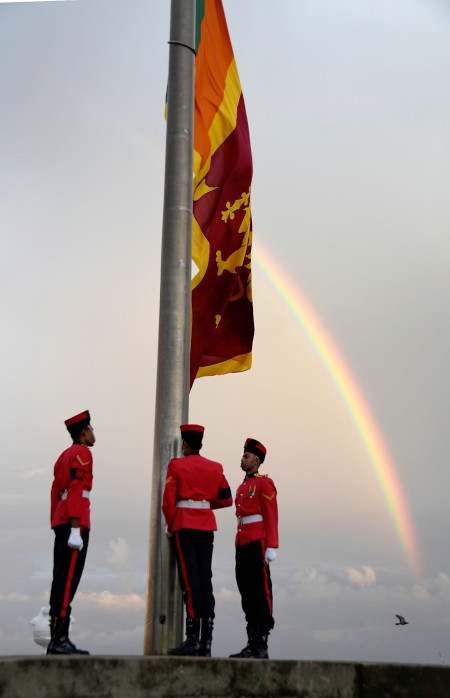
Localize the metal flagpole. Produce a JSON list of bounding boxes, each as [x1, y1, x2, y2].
[[143, 0, 196, 655]]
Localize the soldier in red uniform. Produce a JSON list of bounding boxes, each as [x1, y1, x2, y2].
[[47, 410, 95, 655], [162, 424, 232, 656], [229, 438, 278, 659]]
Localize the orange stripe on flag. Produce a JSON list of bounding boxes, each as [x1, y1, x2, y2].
[[194, 2, 234, 171]]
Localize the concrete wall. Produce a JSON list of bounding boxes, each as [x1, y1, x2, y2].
[[0, 656, 449, 698]]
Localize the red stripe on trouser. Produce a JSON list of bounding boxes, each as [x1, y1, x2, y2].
[[261, 541, 273, 617], [174, 532, 195, 618], [61, 548, 79, 618]]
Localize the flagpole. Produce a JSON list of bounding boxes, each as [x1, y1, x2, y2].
[[143, 0, 196, 655]]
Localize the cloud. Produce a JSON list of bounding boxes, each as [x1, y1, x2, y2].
[[0, 593, 31, 603], [215, 586, 239, 600], [77, 590, 145, 611], [20, 467, 51, 479], [87, 624, 144, 654], [412, 573, 450, 604], [346, 566, 377, 588], [106, 538, 133, 570]]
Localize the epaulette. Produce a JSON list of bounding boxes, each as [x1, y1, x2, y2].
[[255, 473, 268, 478]]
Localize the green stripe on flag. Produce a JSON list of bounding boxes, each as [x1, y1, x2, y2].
[[195, 0, 205, 52]]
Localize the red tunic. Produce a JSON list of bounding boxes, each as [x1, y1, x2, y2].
[[50, 443, 93, 530], [162, 453, 232, 532], [235, 473, 278, 548]]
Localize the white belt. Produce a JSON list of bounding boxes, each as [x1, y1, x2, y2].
[[176, 499, 210, 509], [237, 514, 263, 525], [61, 490, 90, 500]]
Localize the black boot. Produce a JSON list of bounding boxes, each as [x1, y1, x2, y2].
[[46, 616, 90, 655], [248, 627, 269, 659], [198, 617, 213, 657], [229, 625, 255, 658], [167, 618, 200, 656]]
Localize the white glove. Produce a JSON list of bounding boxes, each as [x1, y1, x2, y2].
[[265, 548, 277, 563], [165, 525, 173, 538], [68, 528, 84, 550]]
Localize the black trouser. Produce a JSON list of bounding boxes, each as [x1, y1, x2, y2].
[[235, 539, 274, 632], [173, 528, 215, 619], [49, 523, 90, 618]]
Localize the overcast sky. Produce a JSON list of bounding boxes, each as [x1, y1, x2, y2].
[[1, 0, 450, 664]]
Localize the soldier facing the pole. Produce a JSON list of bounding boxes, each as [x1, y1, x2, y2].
[[47, 410, 95, 655], [229, 437, 278, 659], [162, 424, 232, 656]]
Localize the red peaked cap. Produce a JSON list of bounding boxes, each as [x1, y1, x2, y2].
[[180, 424, 204, 450], [244, 438, 266, 463], [64, 410, 91, 433]]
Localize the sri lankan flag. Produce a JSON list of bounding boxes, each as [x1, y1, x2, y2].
[[190, 0, 254, 387]]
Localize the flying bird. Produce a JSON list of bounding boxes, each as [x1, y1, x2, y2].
[[395, 614, 409, 626]]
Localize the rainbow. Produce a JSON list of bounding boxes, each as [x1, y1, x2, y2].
[[254, 240, 421, 578]]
